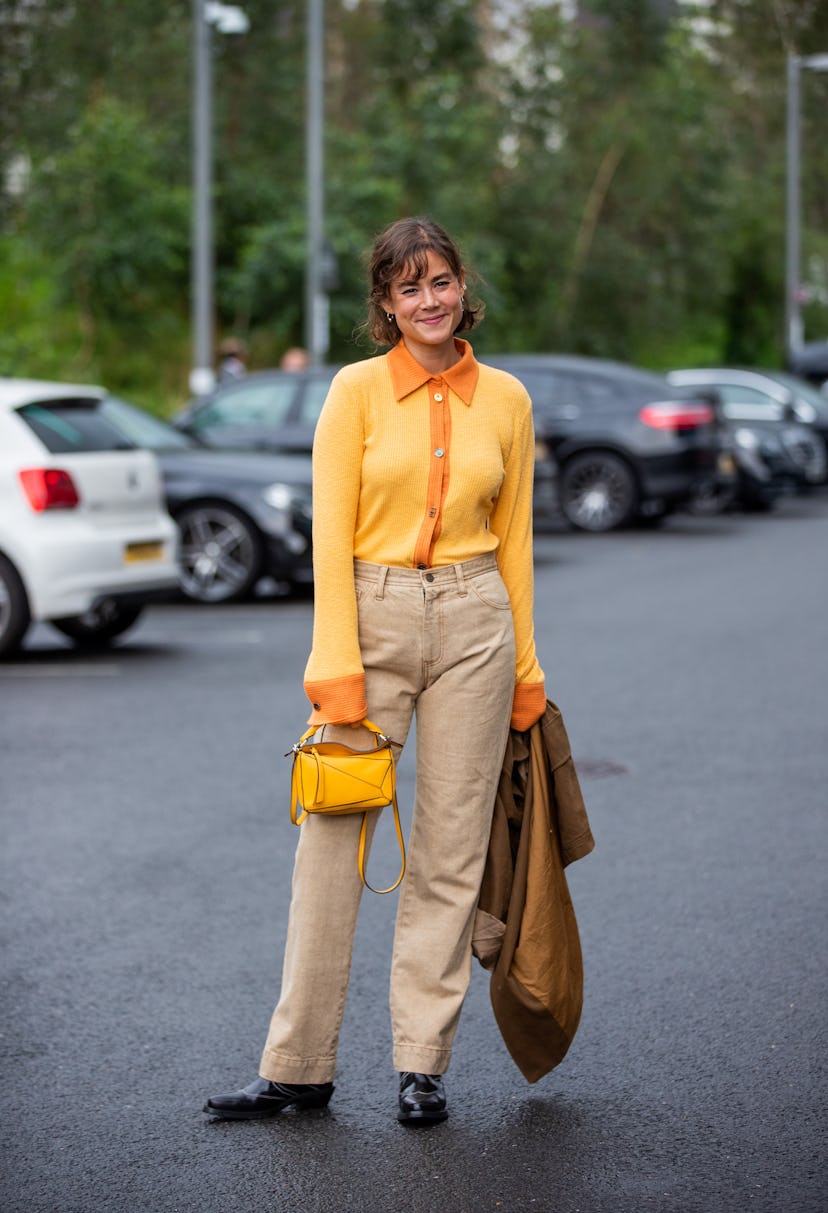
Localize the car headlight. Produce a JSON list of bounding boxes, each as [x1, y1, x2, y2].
[[260, 482, 311, 551], [733, 428, 760, 451], [262, 483, 295, 511], [793, 401, 817, 424]]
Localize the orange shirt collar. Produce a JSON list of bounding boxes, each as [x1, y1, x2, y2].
[[387, 338, 479, 406]]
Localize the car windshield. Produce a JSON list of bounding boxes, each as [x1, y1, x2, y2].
[[101, 397, 196, 450]]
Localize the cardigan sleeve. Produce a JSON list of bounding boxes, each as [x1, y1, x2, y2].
[[488, 391, 546, 730], [302, 369, 368, 726]]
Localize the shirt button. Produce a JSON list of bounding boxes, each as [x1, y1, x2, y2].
[[434, 448, 445, 458], [428, 507, 437, 517], [313, 702, 320, 710], [433, 392, 443, 402], [417, 563, 426, 570]]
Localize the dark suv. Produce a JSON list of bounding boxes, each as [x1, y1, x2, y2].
[[481, 354, 729, 531]]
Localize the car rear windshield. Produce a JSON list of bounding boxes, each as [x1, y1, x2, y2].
[[16, 399, 136, 454]]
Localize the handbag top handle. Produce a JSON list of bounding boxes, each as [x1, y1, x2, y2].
[[295, 718, 395, 750]]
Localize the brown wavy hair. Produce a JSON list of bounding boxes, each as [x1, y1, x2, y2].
[[363, 217, 484, 347]]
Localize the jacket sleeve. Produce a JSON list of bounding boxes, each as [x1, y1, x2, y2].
[[488, 391, 546, 730], [302, 369, 368, 726]]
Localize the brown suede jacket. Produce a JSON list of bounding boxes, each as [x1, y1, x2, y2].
[[473, 701, 595, 1082]]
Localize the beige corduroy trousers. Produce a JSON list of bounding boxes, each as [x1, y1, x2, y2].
[[259, 553, 516, 1082]]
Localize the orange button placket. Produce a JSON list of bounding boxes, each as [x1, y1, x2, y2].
[[412, 380, 452, 569]]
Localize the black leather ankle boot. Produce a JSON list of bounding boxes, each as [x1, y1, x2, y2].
[[397, 1072, 448, 1124], [204, 1077, 334, 1119]]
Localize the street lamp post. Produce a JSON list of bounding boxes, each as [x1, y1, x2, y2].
[[305, 0, 329, 367], [190, 1, 249, 398], [785, 52, 828, 365]]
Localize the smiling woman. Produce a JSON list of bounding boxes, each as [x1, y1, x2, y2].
[[205, 217, 548, 1127]]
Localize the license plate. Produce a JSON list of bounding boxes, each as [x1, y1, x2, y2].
[[124, 541, 164, 564]]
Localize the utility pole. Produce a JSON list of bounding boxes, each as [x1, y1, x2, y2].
[[190, 1, 249, 397], [305, 0, 328, 366], [785, 52, 828, 365], [191, 0, 215, 396]]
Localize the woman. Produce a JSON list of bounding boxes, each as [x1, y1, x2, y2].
[[205, 217, 546, 1124]]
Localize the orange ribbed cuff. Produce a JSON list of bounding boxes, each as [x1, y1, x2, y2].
[[510, 681, 546, 731], [304, 673, 367, 726]]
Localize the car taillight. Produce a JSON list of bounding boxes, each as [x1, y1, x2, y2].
[[18, 468, 81, 511], [639, 402, 716, 431]]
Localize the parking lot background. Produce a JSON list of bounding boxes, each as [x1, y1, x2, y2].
[[2, 497, 827, 1212]]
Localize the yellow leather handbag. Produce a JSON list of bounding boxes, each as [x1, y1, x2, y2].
[[288, 719, 405, 894]]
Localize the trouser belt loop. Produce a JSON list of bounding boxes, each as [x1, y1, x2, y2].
[[375, 565, 390, 600], [455, 562, 468, 597]]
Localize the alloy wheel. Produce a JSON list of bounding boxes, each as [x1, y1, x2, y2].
[[560, 451, 638, 531], [176, 503, 262, 603]]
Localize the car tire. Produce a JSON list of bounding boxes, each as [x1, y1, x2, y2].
[[0, 554, 31, 658], [175, 502, 263, 604], [559, 451, 638, 532], [52, 603, 144, 649]]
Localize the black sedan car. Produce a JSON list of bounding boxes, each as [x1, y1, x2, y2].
[[481, 355, 730, 531], [100, 397, 313, 603], [173, 367, 337, 454]]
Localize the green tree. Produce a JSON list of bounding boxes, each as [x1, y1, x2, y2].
[[3, 0, 828, 403], [25, 96, 189, 399]]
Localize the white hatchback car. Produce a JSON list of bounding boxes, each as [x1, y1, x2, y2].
[[0, 379, 179, 657]]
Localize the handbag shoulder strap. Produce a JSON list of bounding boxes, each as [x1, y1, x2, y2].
[[290, 760, 308, 827], [358, 791, 406, 894]]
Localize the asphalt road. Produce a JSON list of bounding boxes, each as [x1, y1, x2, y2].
[[2, 496, 826, 1213]]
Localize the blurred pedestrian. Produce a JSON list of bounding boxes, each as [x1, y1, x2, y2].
[[204, 217, 546, 1125], [217, 338, 247, 382], [280, 346, 309, 372]]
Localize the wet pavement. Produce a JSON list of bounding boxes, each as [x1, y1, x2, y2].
[[2, 496, 827, 1212]]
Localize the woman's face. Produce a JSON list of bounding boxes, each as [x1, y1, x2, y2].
[[383, 250, 465, 362]]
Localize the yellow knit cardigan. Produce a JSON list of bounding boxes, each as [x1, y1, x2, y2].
[[304, 339, 546, 729]]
